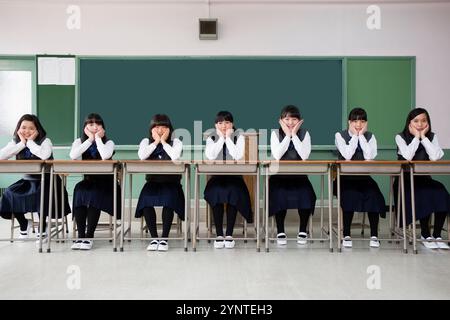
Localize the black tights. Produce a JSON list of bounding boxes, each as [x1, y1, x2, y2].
[[14, 213, 47, 233], [74, 206, 101, 238], [420, 212, 448, 238], [275, 210, 311, 234], [143, 207, 175, 239], [343, 211, 379, 237], [212, 204, 237, 237]]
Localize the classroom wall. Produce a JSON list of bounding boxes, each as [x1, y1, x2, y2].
[[0, 1, 449, 147]]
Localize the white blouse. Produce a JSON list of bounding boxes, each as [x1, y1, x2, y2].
[[395, 134, 444, 161], [270, 130, 311, 161], [335, 130, 377, 160], [138, 138, 183, 160], [69, 137, 115, 160], [205, 135, 245, 160], [0, 138, 53, 160]]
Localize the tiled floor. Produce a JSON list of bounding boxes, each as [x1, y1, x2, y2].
[[0, 214, 449, 300]]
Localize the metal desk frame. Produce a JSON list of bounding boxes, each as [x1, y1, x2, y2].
[[336, 160, 408, 253], [262, 160, 334, 252], [47, 160, 120, 252], [0, 160, 46, 252], [409, 160, 450, 254], [192, 161, 260, 252], [120, 160, 190, 252]]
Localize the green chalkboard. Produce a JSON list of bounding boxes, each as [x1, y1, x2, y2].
[[38, 85, 75, 145], [346, 58, 414, 147], [79, 58, 343, 145]]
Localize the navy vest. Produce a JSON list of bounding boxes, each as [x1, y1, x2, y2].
[[397, 132, 434, 161], [81, 137, 112, 160], [337, 130, 373, 160], [80, 137, 113, 182], [15, 137, 53, 161], [146, 140, 181, 183], [277, 128, 307, 160]]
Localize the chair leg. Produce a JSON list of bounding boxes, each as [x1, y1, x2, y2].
[[207, 204, 212, 241], [31, 211, 36, 234], [109, 214, 113, 238], [177, 215, 182, 236], [10, 213, 15, 242], [361, 212, 366, 235]]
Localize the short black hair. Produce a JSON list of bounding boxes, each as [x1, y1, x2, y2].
[[215, 111, 234, 124], [280, 105, 301, 120], [348, 107, 367, 121], [149, 114, 174, 142]]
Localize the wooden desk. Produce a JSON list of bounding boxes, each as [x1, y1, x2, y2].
[[336, 160, 409, 253], [192, 160, 260, 251], [46, 160, 119, 252], [409, 160, 450, 254], [262, 160, 334, 252], [0, 160, 45, 252], [120, 160, 190, 251]]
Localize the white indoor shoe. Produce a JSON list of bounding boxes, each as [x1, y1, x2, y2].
[[224, 236, 235, 249], [435, 237, 450, 250], [79, 240, 93, 250], [369, 236, 380, 248], [276, 233, 287, 245], [297, 232, 307, 245], [147, 240, 159, 251], [158, 240, 169, 251], [71, 240, 83, 250], [214, 236, 225, 249], [421, 236, 438, 249], [342, 236, 352, 248]]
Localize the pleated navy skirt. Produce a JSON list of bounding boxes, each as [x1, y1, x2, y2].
[[0, 174, 71, 219], [394, 175, 450, 226], [269, 175, 316, 216], [73, 175, 121, 219], [204, 175, 253, 223], [334, 176, 386, 217], [135, 181, 185, 220]]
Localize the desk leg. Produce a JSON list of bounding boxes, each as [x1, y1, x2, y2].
[[337, 165, 342, 253], [401, 168, 407, 254], [256, 167, 260, 252], [320, 175, 324, 240], [410, 168, 417, 254], [328, 167, 333, 253], [113, 166, 117, 252], [38, 167, 46, 253], [61, 175, 66, 242], [389, 176, 394, 239], [46, 166, 54, 253], [193, 166, 199, 252], [120, 168, 126, 252], [184, 165, 189, 252], [128, 174, 133, 243], [265, 166, 269, 253]]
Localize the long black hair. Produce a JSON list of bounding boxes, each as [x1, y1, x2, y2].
[[13, 114, 47, 144], [149, 114, 174, 143], [81, 113, 108, 143], [401, 107, 433, 140]]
